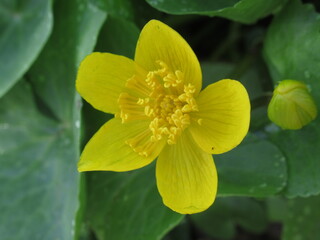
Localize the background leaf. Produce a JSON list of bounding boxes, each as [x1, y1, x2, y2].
[[90, 0, 161, 27], [86, 165, 184, 240], [0, 81, 79, 240], [216, 136, 287, 197], [282, 195, 320, 240], [145, 0, 288, 24], [28, 0, 106, 122], [264, 0, 320, 197], [0, 0, 106, 239], [95, 16, 140, 58], [0, 0, 53, 97], [190, 197, 268, 239]]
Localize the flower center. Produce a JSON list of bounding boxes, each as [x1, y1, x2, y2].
[[117, 61, 199, 154]]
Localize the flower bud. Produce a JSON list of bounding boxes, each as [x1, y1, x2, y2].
[[268, 80, 317, 129]]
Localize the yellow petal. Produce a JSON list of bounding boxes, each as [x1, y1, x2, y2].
[[78, 118, 165, 172], [76, 52, 146, 114], [189, 79, 250, 154], [134, 20, 202, 96], [156, 131, 217, 214], [268, 79, 317, 129]]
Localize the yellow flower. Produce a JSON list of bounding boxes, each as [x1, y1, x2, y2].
[[76, 20, 250, 214]]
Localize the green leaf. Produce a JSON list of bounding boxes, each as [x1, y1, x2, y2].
[[90, 0, 162, 28], [0, 0, 107, 239], [0, 0, 53, 97], [146, 0, 239, 14], [28, 0, 107, 122], [162, 220, 192, 240], [201, 61, 267, 99], [267, 125, 320, 197], [0, 81, 79, 240], [85, 165, 184, 240], [95, 16, 140, 59], [201, 62, 234, 89], [266, 197, 287, 222], [145, 0, 288, 24], [89, 0, 135, 20], [264, 0, 320, 197], [190, 197, 268, 239], [282, 196, 320, 240], [216, 136, 287, 197]]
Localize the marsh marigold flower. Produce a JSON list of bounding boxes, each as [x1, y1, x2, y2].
[[76, 20, 250, 214]]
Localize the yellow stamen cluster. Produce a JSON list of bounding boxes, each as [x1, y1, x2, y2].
[[118, 61, 199, 155]]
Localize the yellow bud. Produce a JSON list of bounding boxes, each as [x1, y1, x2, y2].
[[268, 80, 317, 130]]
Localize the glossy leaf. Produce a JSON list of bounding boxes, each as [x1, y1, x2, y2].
[[190, 197, 267, 240], [95, 16, 140, 59], [264, 0, 320, 197], [86, 165, 184, 240], [28, 0, 106, 122], [0, 81, 79, 240], [283, 196, 320, 240], [145, 0, 288, 24], [89, 0, 135, 20], [216, 136, 287, 197], [0, 0, 106, 239], [90, 0, 162, 26], [266, 197, 287, 222], [0, 0, 53, 97]]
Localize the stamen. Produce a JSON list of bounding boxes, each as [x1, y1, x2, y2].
[[117, 93, 147, 122], [119, 60, 200, 155], [125, 129, 164, 157], [126, 75, 152, 96]]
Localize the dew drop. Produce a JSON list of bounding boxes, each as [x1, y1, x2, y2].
[[75, 120, 80, 128], [265, 123, 280, 133]]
